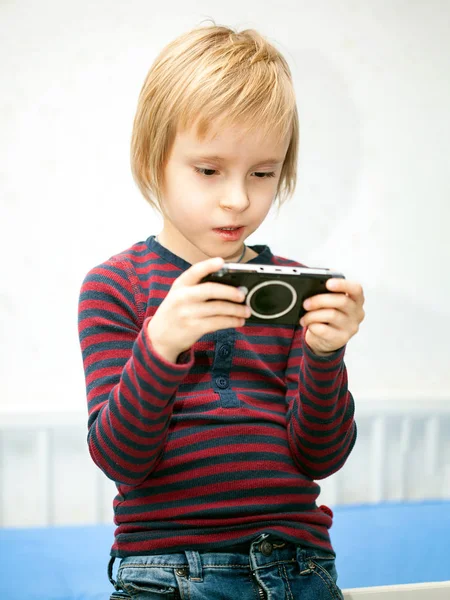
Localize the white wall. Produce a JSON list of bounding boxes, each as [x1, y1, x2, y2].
[[1, 0, 449, 415], [2, 400, 450, 527]]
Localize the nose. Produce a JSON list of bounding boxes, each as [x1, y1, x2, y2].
[[219, 180, 250, 212]]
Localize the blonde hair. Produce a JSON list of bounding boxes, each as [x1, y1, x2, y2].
[[131, 23, 299, 213]]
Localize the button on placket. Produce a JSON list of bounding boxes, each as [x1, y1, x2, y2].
[[212, 331, 239, 408], [215, 376, 229, 389], [219, 344, 231, 357]]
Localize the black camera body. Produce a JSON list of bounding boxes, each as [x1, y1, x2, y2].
[[201, 263, 345, 326]]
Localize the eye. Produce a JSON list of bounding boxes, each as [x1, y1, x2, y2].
[[194, 167, 217, 176], [194, 168, 276, 178], [254, 172, 276, 178]]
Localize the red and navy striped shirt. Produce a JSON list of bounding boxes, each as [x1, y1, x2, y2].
[[78, 235, 356, 558]]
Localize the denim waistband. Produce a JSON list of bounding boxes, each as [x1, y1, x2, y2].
[[108, 533, 335, 589]]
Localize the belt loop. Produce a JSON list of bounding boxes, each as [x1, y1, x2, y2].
[[108, 556, 119, 589], [185, 550, 203, 582], [296, 545, 310, 575]]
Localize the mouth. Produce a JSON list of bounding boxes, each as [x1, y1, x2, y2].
[[215, 226, 243, 230], [212, 226, 244, 240]]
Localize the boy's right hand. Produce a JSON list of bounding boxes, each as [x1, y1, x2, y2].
[[147, 257, 251, 363]]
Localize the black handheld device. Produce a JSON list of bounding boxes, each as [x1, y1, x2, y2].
[[201, 263, 345, 326]]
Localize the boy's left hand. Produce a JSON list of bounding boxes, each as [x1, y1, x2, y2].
[[299, 279, 365, 356]]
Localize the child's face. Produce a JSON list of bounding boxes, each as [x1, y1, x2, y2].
[[160, 120, 290, 264]]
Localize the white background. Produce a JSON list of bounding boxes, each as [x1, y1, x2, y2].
[[1, 0, 449, 416]]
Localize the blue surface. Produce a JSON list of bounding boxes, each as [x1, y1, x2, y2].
[[332, 500, 450, 589], [1, 501, 449, 600]]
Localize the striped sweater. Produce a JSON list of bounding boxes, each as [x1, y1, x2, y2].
[[78, 235, 357, 558]]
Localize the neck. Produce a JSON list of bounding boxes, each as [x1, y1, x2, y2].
[[155, 234, 246, 264], [226, 243, 246, 263]]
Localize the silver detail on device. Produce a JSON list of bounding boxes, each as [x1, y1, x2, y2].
[[223, 263, 333, 276], [246, 280, 297, 319]]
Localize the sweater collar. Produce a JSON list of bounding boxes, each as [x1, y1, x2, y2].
[[146, 235, 273, 271]]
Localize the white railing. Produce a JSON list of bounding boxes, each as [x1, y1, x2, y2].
[[1, 397, 450, 528], [344, 581, 450, 599]]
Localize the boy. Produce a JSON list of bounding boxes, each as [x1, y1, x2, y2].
[[78, 23, 365, 600]]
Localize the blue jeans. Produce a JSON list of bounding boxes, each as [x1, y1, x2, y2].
[[108, 534, 343, 599]]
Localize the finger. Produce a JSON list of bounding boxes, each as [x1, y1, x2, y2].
[[300, 308, 347, 329], [196, 281, 246, 304], [174, 256, 225, 287], [306, 322, 335, 339], [303, 292, 355, 313], [326, 279, 365, 303], [201, 315, 247, 334], [307, 323, 347, 347], [199, 300, 251, 319]]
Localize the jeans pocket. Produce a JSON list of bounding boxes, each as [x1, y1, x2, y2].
[[117, 565, 180, 599], [301, 553, 344, 600]]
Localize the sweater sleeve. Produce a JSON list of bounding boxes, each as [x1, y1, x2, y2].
[[77, 258, 194, 485], [285, 326, 357, 480]]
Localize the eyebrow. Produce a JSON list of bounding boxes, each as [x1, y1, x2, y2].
[[189, 154, 284, 166]]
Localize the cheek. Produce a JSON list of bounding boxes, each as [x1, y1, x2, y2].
[[162, 167, 206, 213], [163, 188, 209, 224], [250, 185, 278, 212]]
